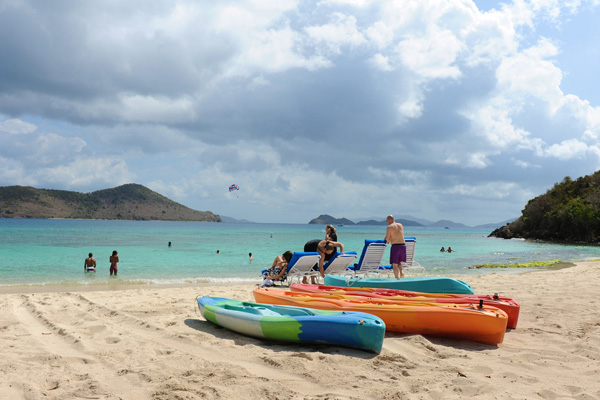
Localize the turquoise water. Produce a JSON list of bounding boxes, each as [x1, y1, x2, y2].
[[1, 218, 599, 287]]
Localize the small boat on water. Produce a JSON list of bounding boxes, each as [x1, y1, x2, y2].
[[196, 296, 385, 354], [253, 288, 508, 345], [290, 284, 520, 329], [324, 274, 475, 294]]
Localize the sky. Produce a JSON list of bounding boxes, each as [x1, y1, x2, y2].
[[1, 0, 600, 226]]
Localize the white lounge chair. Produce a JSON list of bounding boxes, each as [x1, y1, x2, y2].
[[285, 252, 322, 284], [261, 252, 321, 285], [402, 236, 425, 275], [349, 240, 388, 277], [323, 251, 357, 276]]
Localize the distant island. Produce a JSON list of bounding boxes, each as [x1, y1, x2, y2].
[[0, 184, 221, 222], [308, 214, 423, 226], [489, 171, 600, 243], [308, 214, 356, 225]]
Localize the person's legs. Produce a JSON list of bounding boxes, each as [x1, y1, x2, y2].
[[398, 245, 406, 278], [395, 263, 404, 278], [392, 264, 404, 279], [390, 245, 406, 279]]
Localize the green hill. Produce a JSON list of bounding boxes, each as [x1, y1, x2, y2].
[[308, 214, 356, 225], [0, 184, 221, 222], [489, 172, 600, 242]]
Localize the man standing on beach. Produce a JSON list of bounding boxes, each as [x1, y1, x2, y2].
[[84, 253, 96, 272], [385, 215, 406, 278]]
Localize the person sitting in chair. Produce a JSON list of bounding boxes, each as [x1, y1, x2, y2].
[[262, 251, 293, 285]]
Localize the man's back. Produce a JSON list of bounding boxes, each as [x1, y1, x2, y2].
[[386, 222, 405, 244]]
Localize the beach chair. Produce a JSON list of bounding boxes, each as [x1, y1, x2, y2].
[[402, 236, 425, 275], [285, 252, 322, 284], [348, 240, 388, 277], [381, 236, 425, 276], [261, 252, 321, 285], [323, 251, 357, 276]]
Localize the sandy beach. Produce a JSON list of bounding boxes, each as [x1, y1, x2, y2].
[[1, 262, 599, 400]]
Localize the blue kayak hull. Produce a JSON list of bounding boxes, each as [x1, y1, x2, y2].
[[324, 275, 475, 294], [196, 296, 385, 353]]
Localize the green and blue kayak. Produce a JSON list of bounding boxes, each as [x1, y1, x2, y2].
[[196, 296, 385, 354], [324, 274, 475, 294]]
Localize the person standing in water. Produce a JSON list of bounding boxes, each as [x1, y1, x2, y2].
[[109, 250, 119, 276], [84, 253, 96, 272]]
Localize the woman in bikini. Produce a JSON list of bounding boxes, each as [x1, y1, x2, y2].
[[109, 250, 119, 276]]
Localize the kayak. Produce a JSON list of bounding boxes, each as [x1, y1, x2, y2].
[[290, 284, 520, 329], [196, 296, 385, 354], [253, 288, 507, 345], [324, 274, 475, 294]]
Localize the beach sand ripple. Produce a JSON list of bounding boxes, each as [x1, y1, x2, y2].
[[1, 262, 600, 399]]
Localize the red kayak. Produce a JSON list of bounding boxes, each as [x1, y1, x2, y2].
[[290, 284, 520, 329]]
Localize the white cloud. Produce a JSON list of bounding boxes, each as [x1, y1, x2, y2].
[[28, 134, 87, 168], [397, 87, 425, 119], [464, 105, 541, 151], [368, 53, 393, 71], [556, 95, 600, 142], [242, 28, 332, 73], [444, 181, 518, 200], [116, 94, 197, 123], [542, 138, 589, 159], [319, 0, 373, 7], [496, 38, 563, 106], [462, 7, 522, 65], [0, 156, 30, 184], [0, 119, 37, 135], [513, 158, 540, 168], [33, 157, 135, 189], [305, 13, 367, 54], [444, 152, 490, 169], [395, 27, 463, 79], [366, 21, 394, 49]]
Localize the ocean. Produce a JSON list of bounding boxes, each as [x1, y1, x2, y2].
[[1, 218, 599, 288]]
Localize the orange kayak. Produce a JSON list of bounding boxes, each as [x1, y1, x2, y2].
[[290, 283, 520, 329], [253, 288, 508, 345]]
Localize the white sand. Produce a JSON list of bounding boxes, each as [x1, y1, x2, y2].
[[1, 262, 599, 399]]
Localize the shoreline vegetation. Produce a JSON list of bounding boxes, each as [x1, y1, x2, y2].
[[490, 171, 600, 243]]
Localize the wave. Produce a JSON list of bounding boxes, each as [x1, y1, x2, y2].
[[0, 275, 260, 290]]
